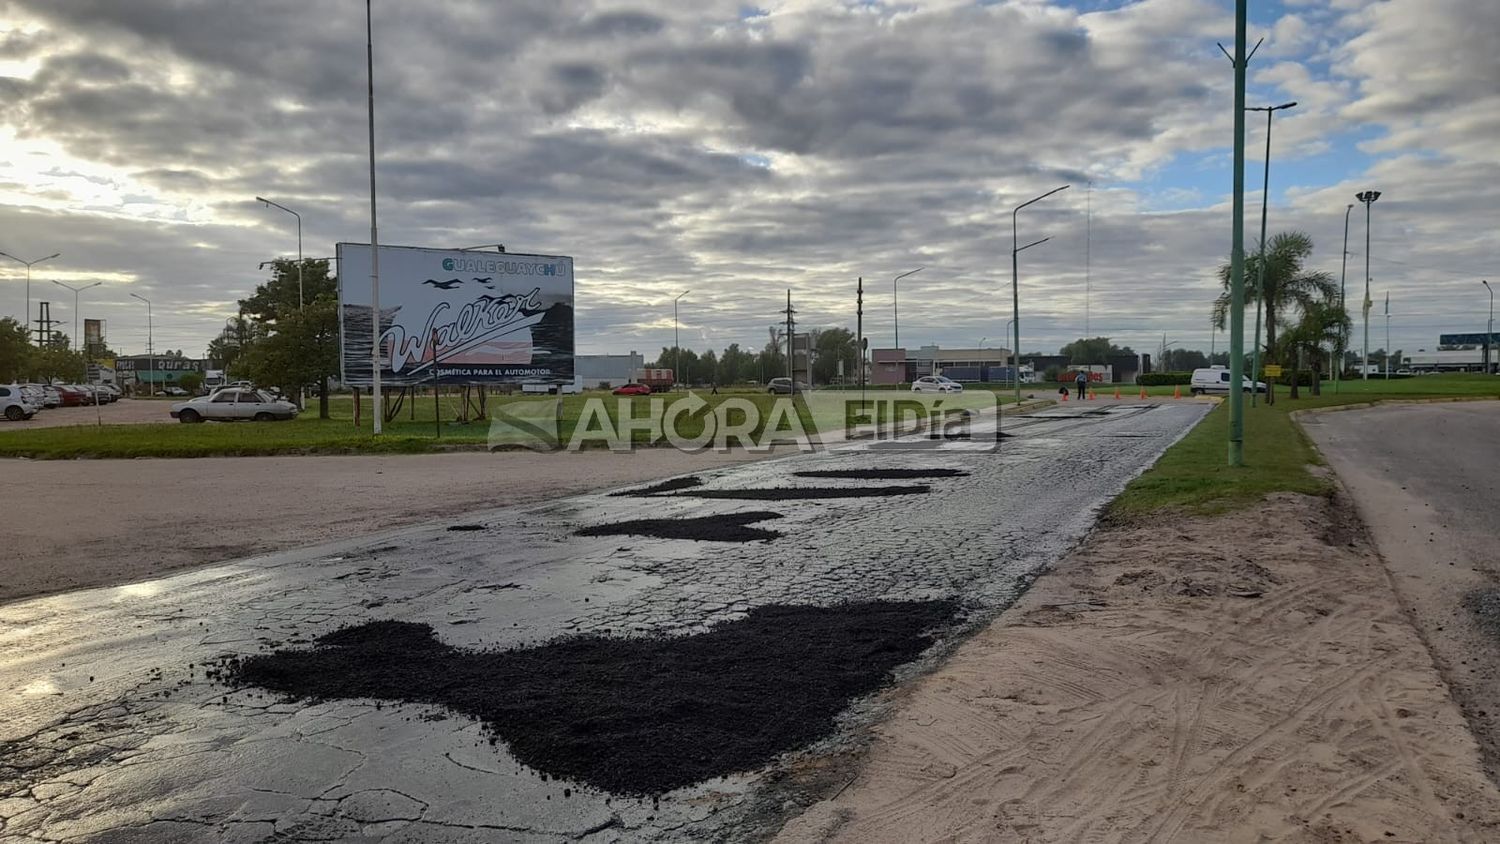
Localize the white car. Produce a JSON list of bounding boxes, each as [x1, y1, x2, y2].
[[1188, 367, 1267, 395], [0, 384, 38, 421], [170, 388, 299, 423], [912, 375, 964, 393]]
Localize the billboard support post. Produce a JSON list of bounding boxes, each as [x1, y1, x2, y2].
[[366, 0, 383, 434]]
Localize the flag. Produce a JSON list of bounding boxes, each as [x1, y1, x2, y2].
[[1384, 292, 1389, 316]]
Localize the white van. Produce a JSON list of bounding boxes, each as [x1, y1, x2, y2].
[[1189, 366, 1267, 395]]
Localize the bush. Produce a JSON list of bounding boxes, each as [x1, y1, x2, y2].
[[178, 372, 204, 394], [1138, 371, 1192, 386]]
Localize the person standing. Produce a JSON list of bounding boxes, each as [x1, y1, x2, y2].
[[1075, 369, 1089, 400]]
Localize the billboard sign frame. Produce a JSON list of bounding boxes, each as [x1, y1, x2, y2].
[[337, 243, 575, 388]]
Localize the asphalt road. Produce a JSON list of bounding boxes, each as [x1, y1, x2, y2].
[[1303, 400, 1500, 777], [0, 401, 1208, 842]]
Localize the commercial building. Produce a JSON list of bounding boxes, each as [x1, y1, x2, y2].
[[870, 346, 1015, 385], [114, 355, 205, 391], [1405, 333, 1500, 374]]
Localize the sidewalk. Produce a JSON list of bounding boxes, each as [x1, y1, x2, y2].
[[777, 493, 1500, 842]]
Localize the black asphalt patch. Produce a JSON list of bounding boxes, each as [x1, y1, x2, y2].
[[577, 512, 783, 542], [221, 600, 958, 795], [609, 476, 704, 497], [446, 525, 485, 532], [793, 469, 969, 480], [684, 485, 930, 500]]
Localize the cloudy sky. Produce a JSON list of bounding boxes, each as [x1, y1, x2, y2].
[[0, 0, 1495, 361]]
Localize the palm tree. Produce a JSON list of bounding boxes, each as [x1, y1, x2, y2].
[[1275, 300, 1350, 398], [1212, 231, 1338, 395]]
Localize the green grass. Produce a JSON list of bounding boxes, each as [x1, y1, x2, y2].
[[0, 386, 1020, 459], [1109, 374, 1500, 517]]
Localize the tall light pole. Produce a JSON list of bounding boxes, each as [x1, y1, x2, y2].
[[1335, 203, 1353, 392], [1355, 190, 1381, 380], [674, 289, 690, 388], [129, 292, 154, 396], [892, 267, 923, 354], [255, 197, 304, 310], [1246, 101, 1296, 407], [1484, 280, 1494, 374], [0, 251, 61, 343], [365, 0, 384, 433], [50, 279, 101, 352], [1012, 184, 1070, 403], [1384, 292, 1391, 378], [1226, 0, 1249, 466]]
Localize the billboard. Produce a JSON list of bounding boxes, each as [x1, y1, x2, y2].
[[337, 244, 574, 387]]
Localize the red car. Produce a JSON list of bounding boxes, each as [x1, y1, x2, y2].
[[612, 383, 653, 396], [53, 385, 89, 407]]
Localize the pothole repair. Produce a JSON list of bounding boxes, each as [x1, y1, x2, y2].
[[792, 469, 969, 480], [609, 476, 703, 497], [220, 600, 959, 795], [577, 512, 783, 542], [684, 485, 930, 500]]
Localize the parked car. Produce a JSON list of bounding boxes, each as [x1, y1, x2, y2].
[[612, 383, 653, 396], [52, 384, 88, 407], [170, 388, 299, 423], [767, 377, 808, 394], [100, 384, 122, 401], [0, 384, 38, 421], [912, 375, 964, 394], [1188, 366, 1267, 395], [163, 386, 189, 397], [22, 384, 58, 408]]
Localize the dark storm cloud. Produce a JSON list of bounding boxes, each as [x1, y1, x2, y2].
[[576, 10, 665, 39]]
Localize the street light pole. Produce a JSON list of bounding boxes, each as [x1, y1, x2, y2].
[[0, 251, 61, 343], [255, 197, 304, 311], [1012, 184, 1070, 403], [366, 0, 383, 434], [1356, 190, 1381, 380], [50, 279, 101, 352], [1246, 101, 1296, 408], [1226, 0, 1249, 466], [892, 266, 923, 355], [1336, 203, 1353, 392], [674, 290, 690, 389], [1484, 280, 1494, 374], [129, 293, 154, 396]]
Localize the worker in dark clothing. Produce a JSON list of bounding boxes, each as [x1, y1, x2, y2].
[[1075, 370, 1089, 400]]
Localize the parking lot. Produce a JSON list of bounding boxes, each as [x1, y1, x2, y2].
[[5, 397, 178, 429]]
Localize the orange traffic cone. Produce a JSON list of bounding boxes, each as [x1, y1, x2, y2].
[[1089, 389, 1097, 400], [1139, 386, 1148, 399], [1061, 390, 1069, 402], [1173, 385, 1182, 399], [1114, 387, 1122, 400]]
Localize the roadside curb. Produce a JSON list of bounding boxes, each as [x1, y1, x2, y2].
[[1290, 395, 1497, 424]]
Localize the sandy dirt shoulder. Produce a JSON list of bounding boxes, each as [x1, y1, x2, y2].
[[1, 448, 779, 605], [777, 493, 1500, 843]]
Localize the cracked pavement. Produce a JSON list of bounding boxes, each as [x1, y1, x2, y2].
[[0, 401, 1208, 842]]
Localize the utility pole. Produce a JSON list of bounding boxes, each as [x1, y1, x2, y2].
[[673, 290, 690, 389], [1356, 190, 1381, 380], [1384, 291, 1391, 378], [856, 277, 865, 400], [1224, 1, 1253, 466], [1483, 280, 1493, 374], [784, 290, 796, 385]]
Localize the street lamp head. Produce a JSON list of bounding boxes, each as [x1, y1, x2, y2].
[[255, 196, 269, 204], [1356, 190, 1382, 204], [130, 292, 151, 304]]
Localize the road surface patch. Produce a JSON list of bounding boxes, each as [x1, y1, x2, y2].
[[791, 469, 968, 480], [221, 600, 958, 795], [609, 476, 705, 497], [577, 512, 784, 543], [684, 485, 929, 500]]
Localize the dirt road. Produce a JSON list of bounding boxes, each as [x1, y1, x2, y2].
[[1, 448, 775, 604], [778, 493, 1500, 842], [1304, 400, 1500, 778]]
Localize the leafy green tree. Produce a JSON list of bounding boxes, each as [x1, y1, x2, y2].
[[1275, 300, 1349, 398], [178, 372, 204, 394], [237, 259, 339, 417], [810, 328, 857, 385], [0, 317, 30, 383], [1213, 232, 1337, 373], [1059, 337, 1133, 364]]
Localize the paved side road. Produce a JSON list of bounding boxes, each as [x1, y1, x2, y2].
[[1304, 400, 1500, 778], [0, 403, 1207, 842]]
